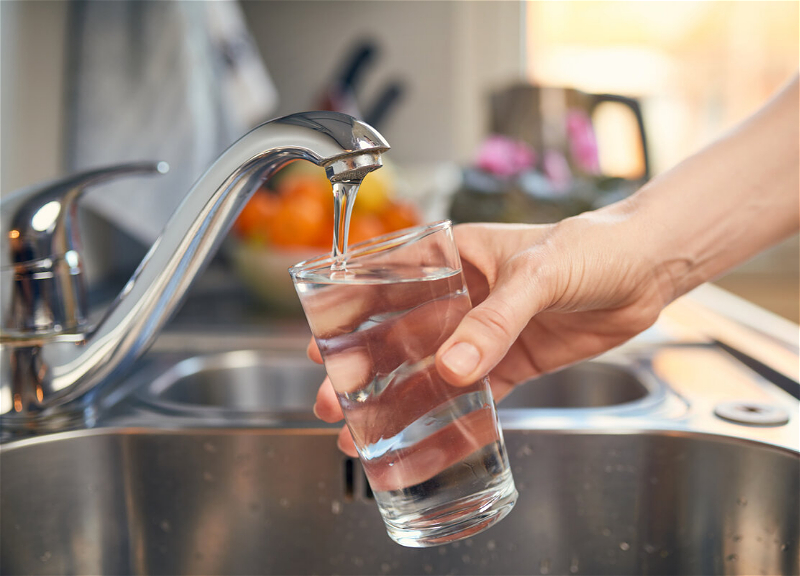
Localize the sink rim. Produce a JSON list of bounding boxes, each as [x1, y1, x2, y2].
[[2, 425, 798, 458]]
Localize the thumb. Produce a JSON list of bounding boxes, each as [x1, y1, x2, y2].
[[435, 256, 551, 386]]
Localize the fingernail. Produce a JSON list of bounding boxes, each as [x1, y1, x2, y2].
[[441, 342, 481, 377], [312, 403, 321, 419]]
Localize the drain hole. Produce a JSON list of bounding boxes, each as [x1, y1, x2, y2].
[[344, 458, 355, 501], [741, 405, 763, 413]]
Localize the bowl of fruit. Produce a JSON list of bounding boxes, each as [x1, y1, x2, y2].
[[229, 161, 420, 314]]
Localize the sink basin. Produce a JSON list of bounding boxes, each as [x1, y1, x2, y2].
[[1, 428, 797, 575], [133, 350, 657, 416], [136, 350, 326, 419], [502, 362, 653, 409]]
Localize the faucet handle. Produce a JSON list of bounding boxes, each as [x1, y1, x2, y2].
[[1, 162, 168, 335]]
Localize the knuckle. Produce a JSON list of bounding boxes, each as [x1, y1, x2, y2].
[[473, 303, 516, 343]]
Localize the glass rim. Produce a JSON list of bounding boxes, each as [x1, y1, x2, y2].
[[289, 219, 452, 277]]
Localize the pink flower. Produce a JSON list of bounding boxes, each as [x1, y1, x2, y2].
[[543, 150, 572, 192], [475, 135, 536, 178], [566, 110, 600, 174]]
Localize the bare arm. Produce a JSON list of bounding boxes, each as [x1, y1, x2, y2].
[[620, 74, 799, 302]]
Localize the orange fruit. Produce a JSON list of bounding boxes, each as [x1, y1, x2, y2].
[[378, 200, 420, 232], [348, 213, 387, 245], [269, 193, 329, 248], [233, 190, 280, 242]]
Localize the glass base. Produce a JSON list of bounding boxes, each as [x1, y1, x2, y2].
[[382, 475, 518, 548]]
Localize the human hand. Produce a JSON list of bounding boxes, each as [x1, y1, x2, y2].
[[309, 209, 672, 456]]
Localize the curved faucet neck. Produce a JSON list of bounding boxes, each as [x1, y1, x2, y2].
[[0, 112, 389, 427]]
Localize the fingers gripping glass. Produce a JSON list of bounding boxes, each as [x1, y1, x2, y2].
[[290, 220, 517, 547]]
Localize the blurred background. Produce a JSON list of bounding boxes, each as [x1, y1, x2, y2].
[[2, 0, 797, 321]]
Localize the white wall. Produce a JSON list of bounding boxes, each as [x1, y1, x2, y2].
[[1, 1, 526, 190], [1, 0, 68, 193], [240, 0, 525, 167]]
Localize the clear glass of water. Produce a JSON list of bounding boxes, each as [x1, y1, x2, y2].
[[289, 220, 517, 547]]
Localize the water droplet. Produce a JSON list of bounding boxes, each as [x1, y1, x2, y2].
[[39, 551, 51, 563], [423, 565, 433, 574], [732, 534, 742, 542], [203, 442, 216, 453], [388, 462, 395, 467], [462, 554, 471, 564], [619, 542, 630, 551], [727, 554, 738, 562], [331, 500, 343, 515], [644, 544, 657, 554], [781, 543, 789, 551], [518, 444, 533, 457], [737, 497, 748, 506], [381, 562, 391, 573], [203, 471, 214, 482], [570, 556, 580, 573], [601, 527, 611, 537], [279, 497, 290, 508], [159, 520, 171, 533], [486, 540, 496, 551], [539, 558, 551, 574]]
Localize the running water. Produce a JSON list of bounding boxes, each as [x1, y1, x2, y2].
[[331, 180, 361, 271]]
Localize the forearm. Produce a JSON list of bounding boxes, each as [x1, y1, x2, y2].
[[612, 75, 799, 302]]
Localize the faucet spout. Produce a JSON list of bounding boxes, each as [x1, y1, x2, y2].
[[0, 111, 389, 429]]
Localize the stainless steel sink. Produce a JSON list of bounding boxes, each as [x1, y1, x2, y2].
[[1, 428, 797, 576], [3, 328, 797, 575], [135, 350, 326, 420]]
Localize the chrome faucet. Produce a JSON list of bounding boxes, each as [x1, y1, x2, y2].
[[0, 111, 389, 432]]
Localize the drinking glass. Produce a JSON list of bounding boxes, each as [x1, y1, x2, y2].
[[289, 220, 517, 547]]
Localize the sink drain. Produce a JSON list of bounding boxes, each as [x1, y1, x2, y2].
[[714, 401, 790, 426]]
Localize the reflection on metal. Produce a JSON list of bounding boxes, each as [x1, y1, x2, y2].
[[0, 428, 796, 575]]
